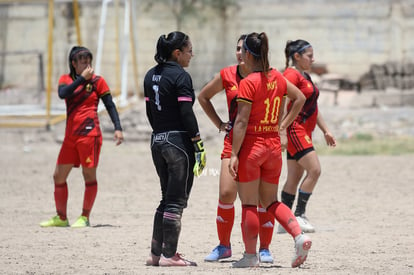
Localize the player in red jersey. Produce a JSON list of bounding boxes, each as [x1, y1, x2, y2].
[[40, 46, 123, 228], [199, 35, 276, 263], [229, 32, 312, 268], [278, 40, 336, 234]]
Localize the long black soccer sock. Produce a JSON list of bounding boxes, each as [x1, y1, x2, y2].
[[281, 190, 296, 209], [150, 210, 164, 256], [162, 211, 182, 258], [294, 189, 312, 217]]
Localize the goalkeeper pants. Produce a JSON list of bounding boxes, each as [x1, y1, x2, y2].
[[150, 131, 195, 257]]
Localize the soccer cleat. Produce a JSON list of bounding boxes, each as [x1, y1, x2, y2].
[[277, 224, 287, 234], [71, 216, 90, 228], [39, 215, 69, 227], [159, 253, 197, 267], [258, 248, 274, 263], [292, 233, 312, 268], [232, 253, 259, 268], [296, 215, 315, 233], [146, 253, 160, 266], [204, 244, 232, 262]]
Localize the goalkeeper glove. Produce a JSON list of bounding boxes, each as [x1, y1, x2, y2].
[[193, 139, 206, 177]]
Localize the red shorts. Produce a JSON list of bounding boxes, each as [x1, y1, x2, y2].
[[287, 122, 313, 158], [221, 135, 232, 159], [237, 135, 282, 184], [57, 135, 102, 168]]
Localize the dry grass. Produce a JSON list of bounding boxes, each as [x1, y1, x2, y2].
[[315, 134, 414, 155]]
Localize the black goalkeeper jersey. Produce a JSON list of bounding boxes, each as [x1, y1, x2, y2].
[[144, 61, 200, 137]]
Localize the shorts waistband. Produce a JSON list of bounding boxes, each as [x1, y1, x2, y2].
[[152, 131, 186, 142]]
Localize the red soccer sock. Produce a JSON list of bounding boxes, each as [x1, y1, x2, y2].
[[216, 200, 235, 247], [54, 182, 68, 221], [258, 204, 274, 250], [267, 201, 302, 238], [241, 205, 259, 254], [82, 180, 98, 218]]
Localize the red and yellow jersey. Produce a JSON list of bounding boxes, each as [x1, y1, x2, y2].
[[237, 69, 287, 136], [58, 74, 110, 137], [220, 65, 243, 125], [283, 67, 319, 131]]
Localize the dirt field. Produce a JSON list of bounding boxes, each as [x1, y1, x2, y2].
[[1, 96, 414, 274]]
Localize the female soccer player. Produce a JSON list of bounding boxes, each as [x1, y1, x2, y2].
[[229, 32, 312, 268], [40, 46, 124, 228], [144, 31, 205, 267], [278, 40, 336, 233], [199, 34, 275, 263]]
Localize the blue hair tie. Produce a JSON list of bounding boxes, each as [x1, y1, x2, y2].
[[296, 44, 312, 54], [243, 37, 261, 58]]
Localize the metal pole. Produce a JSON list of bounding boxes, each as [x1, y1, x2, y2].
[[120, 0, 129, 106], [46, 0, 54, 130], [129, 0, 140, 97], [95, 0, 111, 75], [114, 0, 121, 97]]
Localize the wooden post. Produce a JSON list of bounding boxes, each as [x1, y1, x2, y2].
[[73, 0, 82, 45]]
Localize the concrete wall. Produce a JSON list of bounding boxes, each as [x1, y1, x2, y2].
[[1, 0, 414, 96]]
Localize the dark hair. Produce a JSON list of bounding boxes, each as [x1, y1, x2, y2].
[[243, 32, 270, 73], [236, 34, 247, 52], [68, 46, 92, 78], [237, 34, 247, 43], [154, 31, 190, 64], [284, 39, 311, 69]]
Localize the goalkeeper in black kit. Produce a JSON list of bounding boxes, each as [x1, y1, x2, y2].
[[143, 31, 206, 267]]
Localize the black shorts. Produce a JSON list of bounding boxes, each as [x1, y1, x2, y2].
[[286, 147, 315, 161]]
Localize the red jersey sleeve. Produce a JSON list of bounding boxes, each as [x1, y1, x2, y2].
[[238, 78, 255, 104], [59, 74, 72, 86], [94, 76, 110, 97], [220, 65, 242, 125], [283, 68, 299, 86], [283, 68, 314, 98]]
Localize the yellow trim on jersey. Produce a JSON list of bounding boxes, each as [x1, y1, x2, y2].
[[236, 98, 252, 104], [100, 91, 111, 97]]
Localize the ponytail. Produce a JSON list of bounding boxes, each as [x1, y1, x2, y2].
[[154, 31, 189, 64], [244, 32, 270, 74], [258, 32, 269, 73], [284, 40, 293, 69]]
